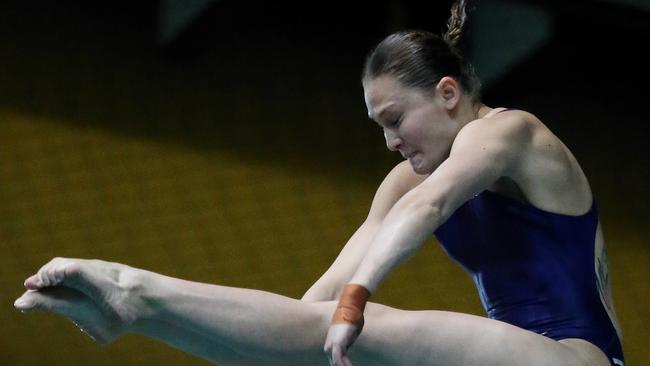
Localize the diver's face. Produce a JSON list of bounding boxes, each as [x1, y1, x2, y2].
[[363, 76, 458, 174]]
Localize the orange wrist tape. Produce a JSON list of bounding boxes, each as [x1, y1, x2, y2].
[[331, 284, 371, 329]]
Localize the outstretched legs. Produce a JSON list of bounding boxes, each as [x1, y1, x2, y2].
[[15, 258, 609, 366]]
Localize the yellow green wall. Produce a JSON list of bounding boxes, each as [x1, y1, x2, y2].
[[1, 3, 648, 365]]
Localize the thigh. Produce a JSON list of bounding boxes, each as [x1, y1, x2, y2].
[[341, 302, 607, 366]]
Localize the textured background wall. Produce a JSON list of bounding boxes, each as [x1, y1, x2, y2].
[[1, 1, 648, 365]]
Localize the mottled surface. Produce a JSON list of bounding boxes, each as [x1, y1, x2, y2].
[[1, 2, 647, 365]]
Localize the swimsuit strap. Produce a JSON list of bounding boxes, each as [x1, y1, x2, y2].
[[483, 107, 511, 118]]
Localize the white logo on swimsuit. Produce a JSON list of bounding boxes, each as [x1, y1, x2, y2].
[[612, 358, 624, 366]]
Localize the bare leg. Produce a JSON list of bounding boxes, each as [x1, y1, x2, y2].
[[15, 258, 609, 366]]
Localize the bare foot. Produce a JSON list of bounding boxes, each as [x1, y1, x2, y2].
[[15, 257, 144, 344]]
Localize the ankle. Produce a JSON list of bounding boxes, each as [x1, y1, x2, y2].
[[117, 265, 159, 331]]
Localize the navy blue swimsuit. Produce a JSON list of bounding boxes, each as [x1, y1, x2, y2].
[[434, 190, 624, 364]]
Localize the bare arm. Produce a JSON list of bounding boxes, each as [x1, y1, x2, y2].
[[301, 161, 425, 302], [350, 114, 532, 292], [322, 115, 533, 366]]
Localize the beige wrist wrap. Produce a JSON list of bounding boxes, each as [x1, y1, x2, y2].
[[331, 284, 371, 330]]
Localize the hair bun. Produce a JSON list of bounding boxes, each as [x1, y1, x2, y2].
[[443, 0, 470, 49]]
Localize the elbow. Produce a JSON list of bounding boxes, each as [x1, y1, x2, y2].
[[300, 276, 343, 302], [301, 289, 337, 302], [401, 189, 445, 228], [417, 201, 444, 231], [394, 191, 444, 233]]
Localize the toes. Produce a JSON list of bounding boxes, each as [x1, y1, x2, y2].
[[24, 275, 42, 290], [25, 258, 82, 290], [14, 295, 33, 311], [62, 262, 82, 282], [15, 288, 115, 345], [14, 287, 85, 313], [46, 262, 77, 287], [41, 258, 71, 287], [14, 290, 48, 312]]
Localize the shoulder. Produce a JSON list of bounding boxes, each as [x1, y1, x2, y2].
[[460, 109, 593, 214], [449, 109, 536, 170], [454, 109, 536, 149]]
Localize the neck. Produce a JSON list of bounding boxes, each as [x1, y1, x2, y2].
[[455, 99, 488, 129], [475, 103, 492, 119]]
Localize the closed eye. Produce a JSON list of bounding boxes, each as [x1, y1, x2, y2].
[[389, 115, 402, 127]]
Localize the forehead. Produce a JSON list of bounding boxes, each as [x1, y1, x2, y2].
[[363, 76, 417, 119]]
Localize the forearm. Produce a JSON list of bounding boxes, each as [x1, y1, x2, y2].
[[349, 199, 441, 293], [301, 274, 343, 302], [324, 200, 440, 359], [302, 220, 379, 302]]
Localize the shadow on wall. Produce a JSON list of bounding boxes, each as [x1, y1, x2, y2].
[[0, 1, 410, 184], [0, 1, 648, 365]]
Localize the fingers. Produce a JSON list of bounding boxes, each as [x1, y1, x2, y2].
[[331, 345, 343, 365], [324, 333, 337, 365], [327, 345, 353, 366], [324, 323, 359, 366], [340, 355, 353, 366]]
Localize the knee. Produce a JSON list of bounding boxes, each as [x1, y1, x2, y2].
[[302, 300, 338, 326], [363, 302, 404, 326], [364, 302, 392, 316], [302, 300, 397, 327], [302, 300, 394, 327]]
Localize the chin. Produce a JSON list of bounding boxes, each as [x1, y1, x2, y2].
[[409, 159, 434, 175], [410, 154, 443, 175], [413, 166, 434, 175]]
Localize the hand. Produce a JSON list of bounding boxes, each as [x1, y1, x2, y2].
[[13, 257, 144, 344], [324, 323, 360, 366]]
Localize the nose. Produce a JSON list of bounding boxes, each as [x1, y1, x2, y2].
[[384, 129, 403, 152]]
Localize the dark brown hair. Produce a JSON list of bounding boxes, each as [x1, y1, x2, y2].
[[362, 0, 480, 100]]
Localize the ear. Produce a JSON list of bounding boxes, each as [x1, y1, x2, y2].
[[435, 76, 461, 110]]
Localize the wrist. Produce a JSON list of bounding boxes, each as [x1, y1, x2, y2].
[[330, 284, 371, 330], [349, 268, 382, 294]]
